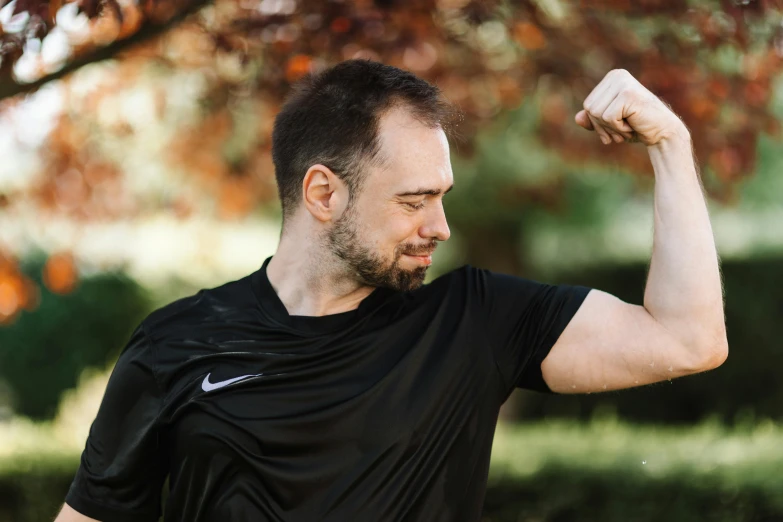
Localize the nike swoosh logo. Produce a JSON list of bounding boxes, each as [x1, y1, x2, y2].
[[201, 372, 262, 392]]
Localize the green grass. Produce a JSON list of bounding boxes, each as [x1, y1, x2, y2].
[[491, 416, 783, 487], [485, 417, 783, 521]]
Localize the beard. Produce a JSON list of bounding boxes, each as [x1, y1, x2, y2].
[[326, 206, 436, 292]]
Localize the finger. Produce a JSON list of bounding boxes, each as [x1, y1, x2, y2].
[[599, 118, 627, 142], [583, 78, 613, 112], [587, 113, 614, 145], [585, 82, 616, 119], [601, 94, 635, 137], [597, 119, 626, 144], [586, 89, 635, 142], [578, 109, 623, 143], [588, 116, 613, 145], [605, 127, 625, 143], [581, 78, 613, 132], [584, 82, 627, 142], [575, 110, 594, 130]]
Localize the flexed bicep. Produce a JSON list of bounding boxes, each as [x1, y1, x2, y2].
[[540, 290, 724, 394]]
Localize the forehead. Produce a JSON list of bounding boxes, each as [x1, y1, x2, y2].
[[368, 107, 453, 192]]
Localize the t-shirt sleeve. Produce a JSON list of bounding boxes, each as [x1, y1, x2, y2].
[[65, 323, 168, 522], [467, 266, 591, 396]]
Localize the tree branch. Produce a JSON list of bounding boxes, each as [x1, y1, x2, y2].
[[0, 0, 214, 102]]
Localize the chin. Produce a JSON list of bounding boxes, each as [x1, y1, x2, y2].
[[390, 266, 428, 292]]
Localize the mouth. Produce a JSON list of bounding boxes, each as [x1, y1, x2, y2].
[[403, 253, 433, 266]]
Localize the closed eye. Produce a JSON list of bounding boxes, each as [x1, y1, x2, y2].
[[404, 201, 426, 210]]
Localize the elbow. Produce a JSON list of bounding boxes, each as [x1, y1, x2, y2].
[[702, 340, 728, 370], [688, 332, 729, 372]]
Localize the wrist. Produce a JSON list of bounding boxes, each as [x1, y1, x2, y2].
[[648, 124, 691, 153], [646, 123, 698, 179]]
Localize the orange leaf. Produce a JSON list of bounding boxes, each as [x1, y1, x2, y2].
[[43, 252, 79, 295], [286, 54, 313, 82], [330, 17, 352, 34], [513, 22, 546, 51], [0, 274, 23, 323]]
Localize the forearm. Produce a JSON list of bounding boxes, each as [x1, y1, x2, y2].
[[643, 129, 728, 365]]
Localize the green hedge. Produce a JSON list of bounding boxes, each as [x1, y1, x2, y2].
[[2, 418, 782, 522], [0, 254, 152, 420]]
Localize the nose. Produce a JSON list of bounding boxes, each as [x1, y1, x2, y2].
[[420, 199, 450, 242]]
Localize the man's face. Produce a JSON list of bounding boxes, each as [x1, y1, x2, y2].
[[327, 107, 453, 292]]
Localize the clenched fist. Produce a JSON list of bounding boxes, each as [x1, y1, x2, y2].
[[575, 69, 689, 147]]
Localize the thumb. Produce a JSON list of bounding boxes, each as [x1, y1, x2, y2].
[[575, 110, 594, 130]]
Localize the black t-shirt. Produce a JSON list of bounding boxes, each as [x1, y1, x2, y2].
[[65, 258, 590, 522]]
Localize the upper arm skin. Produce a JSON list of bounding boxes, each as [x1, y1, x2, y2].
[[53, 503, 101, 522], [541, 289, 728, 394]]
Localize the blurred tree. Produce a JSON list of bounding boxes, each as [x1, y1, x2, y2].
[[0, 252, 151, 419], [1, 0, 783, 323]]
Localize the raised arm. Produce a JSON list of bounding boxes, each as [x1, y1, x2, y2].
[[540, 69, 728, 394]]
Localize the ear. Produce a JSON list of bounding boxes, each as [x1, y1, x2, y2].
[[302, 164, 349, 223]]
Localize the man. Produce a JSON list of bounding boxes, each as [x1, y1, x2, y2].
[[55, 60, 727, 522]]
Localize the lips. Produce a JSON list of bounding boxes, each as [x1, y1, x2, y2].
[[403, 253, 433, 266], [400, 244, 436, 265]]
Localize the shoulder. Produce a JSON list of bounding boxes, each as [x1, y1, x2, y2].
[[421, 265, 580, 308], [422, 264, 493, 294], [141, 273, 259, 344], [403, 264, 482, 304], [422, 264, 472, 289]]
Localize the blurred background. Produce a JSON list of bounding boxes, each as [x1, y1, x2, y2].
[[1, 0, 783, 520]]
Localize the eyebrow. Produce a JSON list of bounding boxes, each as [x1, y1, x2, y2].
[[395, 185, 454, 197]]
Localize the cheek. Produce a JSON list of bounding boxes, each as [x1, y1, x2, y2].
[[385, 212, 421, 243], [360, 205, 421, 249]]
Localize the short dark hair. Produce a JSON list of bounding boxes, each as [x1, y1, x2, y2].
[[271, 59, 459, 223]]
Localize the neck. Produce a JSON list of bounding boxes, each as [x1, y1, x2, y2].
[[266, 232, 376, 317]]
